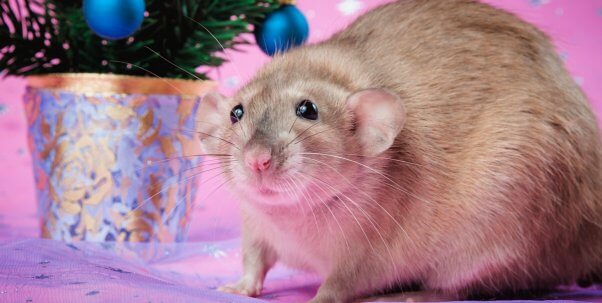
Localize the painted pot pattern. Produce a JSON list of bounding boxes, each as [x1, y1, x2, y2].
[[23, 74, 214, 242]]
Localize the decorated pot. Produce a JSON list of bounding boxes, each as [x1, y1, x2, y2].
[[23, 74, 216, 243]]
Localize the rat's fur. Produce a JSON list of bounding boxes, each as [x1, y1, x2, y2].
[[198, 1, 602, 302]]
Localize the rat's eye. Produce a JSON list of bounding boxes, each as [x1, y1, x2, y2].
[[296, 100, 318, 120], [230, 104, 244, 124]]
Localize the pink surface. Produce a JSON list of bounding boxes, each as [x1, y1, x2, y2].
[[1, 1, 602, 302]]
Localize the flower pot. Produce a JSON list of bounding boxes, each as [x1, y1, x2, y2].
[[23, 73, 216, 242]]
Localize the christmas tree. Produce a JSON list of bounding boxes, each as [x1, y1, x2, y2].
[[0, 0, 278, 79]]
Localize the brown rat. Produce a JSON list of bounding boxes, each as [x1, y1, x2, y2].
[[197, 0, 602, 302]]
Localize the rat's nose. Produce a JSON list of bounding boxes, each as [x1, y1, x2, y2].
[[244, 147, 272, 172]]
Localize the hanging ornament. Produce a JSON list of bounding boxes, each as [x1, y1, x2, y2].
[[254, 0, 309, 56], [83, 0, 145, 40]]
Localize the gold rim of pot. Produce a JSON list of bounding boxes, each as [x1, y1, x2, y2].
[[26, 73, 217, 96]]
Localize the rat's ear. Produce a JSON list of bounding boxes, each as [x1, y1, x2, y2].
[[346, 89, 406, 156], [197, 92, 228, 153]]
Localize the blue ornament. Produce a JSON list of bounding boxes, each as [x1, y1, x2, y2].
[[83, 0, 145, 40], [255, 4, 309, 56]]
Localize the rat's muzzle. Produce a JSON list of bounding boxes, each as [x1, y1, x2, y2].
[[243, 144, 273, 174]]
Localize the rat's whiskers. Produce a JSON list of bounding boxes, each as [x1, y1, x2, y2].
[[173, 127, 241, 151], [288, 116, 299, 134], [111, 60, 187, 95], [295, 173, 352, 256], [138, 159, 233, 201], [293, 124, 348, 146], [300, 152, 434, 206], [306, 172, 397, 269], [168, 161, 239, 227], [137, 154, 233, 172], [300, 156, 414, 245], [124, 162, 233, 219], [285, 122, 321, 148], [184, 16, 244, 82], [144, 46, 202, 81], [290, 174, 321, 234], [185, 16, 252, 140], [194, 120, 242, 139], [301, 173, 376, 253], [337, 153, 426, 169]]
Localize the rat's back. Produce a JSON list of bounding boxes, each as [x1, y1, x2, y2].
[[327, 0, 602, 293]]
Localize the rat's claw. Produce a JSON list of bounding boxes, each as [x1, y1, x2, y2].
[[217, 279, 262, 297]]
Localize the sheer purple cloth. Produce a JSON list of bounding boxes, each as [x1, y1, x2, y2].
[[0, 238, 320, 303], [1, 237, 601, 303]]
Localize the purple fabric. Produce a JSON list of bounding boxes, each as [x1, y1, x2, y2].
[[0, 239, 257, 303], [1, 238, 601, 302], [0, 238, 320, 303]]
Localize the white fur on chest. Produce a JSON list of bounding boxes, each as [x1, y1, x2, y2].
[[246, 204, 339, 277]]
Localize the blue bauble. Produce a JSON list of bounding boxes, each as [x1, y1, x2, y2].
[[83, 0, 145, 40], [255, 5, 309, 56]]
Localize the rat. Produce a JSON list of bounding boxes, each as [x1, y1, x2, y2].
[[196, 0, 602, 302]]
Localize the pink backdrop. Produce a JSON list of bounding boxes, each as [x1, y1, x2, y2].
[[1, 0, 601, 242]]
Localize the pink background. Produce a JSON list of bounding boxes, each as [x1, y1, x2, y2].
[[1, 0, 602, 242]]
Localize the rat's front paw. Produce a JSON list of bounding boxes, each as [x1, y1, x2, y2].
[[218, 278, 263, 297]]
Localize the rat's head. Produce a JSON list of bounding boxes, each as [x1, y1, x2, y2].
[[197, 53, 406, 207]]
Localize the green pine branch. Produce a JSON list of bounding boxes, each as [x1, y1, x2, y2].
[[0, 0, 278, 79]]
